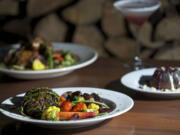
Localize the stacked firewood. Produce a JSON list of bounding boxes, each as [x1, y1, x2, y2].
[[0, 0, 180, 60]]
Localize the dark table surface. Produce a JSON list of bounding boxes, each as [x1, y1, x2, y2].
[[0, 58, 180, 135]]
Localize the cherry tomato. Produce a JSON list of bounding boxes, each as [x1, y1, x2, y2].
[[61, 101, 72, 112], [54, 55, 64, 62], [56, 56, 64, 62]]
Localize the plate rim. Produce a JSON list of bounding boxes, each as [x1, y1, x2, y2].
[[0, 87, 134, 125]]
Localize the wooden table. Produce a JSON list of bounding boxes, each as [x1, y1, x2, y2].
[[0, 58, 180, 135]]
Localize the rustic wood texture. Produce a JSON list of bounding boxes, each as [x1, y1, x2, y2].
[[159, 0, 169, 12], [140, 49, 154, 59], [62, 0, 105, 25], [154, 40, 180, 60], [0, 0, 180, 60], [1, 58, 180, 135], [130, 22, 165, 49], [72, 25, 107, 57], [3, 19, 31, 37], [155, 17, 180, 41], [27, 0, 72, 18], [171, 0, 180, 4], [101, 0, 126, 37], [34, 14, 67, 42], [104, 37, 136, 59], [0, 0, 18, 15]]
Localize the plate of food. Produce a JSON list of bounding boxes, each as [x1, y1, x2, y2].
[[121, 67, 180, 98], [0, 37, 98, 79], [0, 87, 134, 129]]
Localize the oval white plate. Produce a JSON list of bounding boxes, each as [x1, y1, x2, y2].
[[0, 87, 134, 129], [0, 43, 98, 79], [121, 68, 180, 98]]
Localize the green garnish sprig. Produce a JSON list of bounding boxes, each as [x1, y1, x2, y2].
[[176, 70, 180, 74], [96, 112, 108, 116]]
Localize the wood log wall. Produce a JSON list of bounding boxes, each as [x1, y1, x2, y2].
[[0, 0, 180, 60]]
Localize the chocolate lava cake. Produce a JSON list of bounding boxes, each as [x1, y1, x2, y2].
[[150, 67, 180, 90]]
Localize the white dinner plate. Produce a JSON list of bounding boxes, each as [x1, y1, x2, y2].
[[121, 68, 180, 98], [0, 43, 98, 79], [0, 87, 134, 129]]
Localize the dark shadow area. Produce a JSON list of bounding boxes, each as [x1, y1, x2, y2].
[[105, 78, 178, 101], [0, 74, 28, 83], [0, 45, 13, 60], [0, 96, 23, 114], [1, 119, 111, 135], [138, 75, 152, 86]]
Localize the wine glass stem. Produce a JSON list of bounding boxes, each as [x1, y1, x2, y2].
[[134, 25, 142, 68]]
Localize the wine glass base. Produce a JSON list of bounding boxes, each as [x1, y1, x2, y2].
[[124, 62, 152, 70]]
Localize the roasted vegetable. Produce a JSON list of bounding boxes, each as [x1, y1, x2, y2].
[[72, 100, 110, 109], [20, 89, 111, 121], [45, 46, 53, 69], [41, 106, 60, 121], [59, 96, 66, 105], [41, 107, 96, 121], [57, 112, 96, 120], [72, 103, 87, 112], [61, 101, 72, 112], [88, 103, 99, 110], [32, 59, 46, 70]]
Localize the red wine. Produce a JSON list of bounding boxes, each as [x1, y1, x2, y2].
[[126, 15, 149, 27]]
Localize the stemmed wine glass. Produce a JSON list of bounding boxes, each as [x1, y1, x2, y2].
[[114, 0, 161, 70]]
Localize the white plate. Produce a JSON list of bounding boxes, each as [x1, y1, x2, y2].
[[121, 68, 180, 98], [0, 87, 134, 129], [0, 43, 98, 79]]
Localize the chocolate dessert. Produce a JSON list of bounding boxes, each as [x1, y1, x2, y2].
[[149, 67, 180, 90]]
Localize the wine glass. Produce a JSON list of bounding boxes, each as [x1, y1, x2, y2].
[[114, 0, 161, 70]]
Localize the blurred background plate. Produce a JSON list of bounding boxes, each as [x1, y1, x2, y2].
[[0, 43, 98, 79]]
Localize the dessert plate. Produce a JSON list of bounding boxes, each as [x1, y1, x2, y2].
[[121, 68, 180, 98], [0, 87, 134, 129], [0, 43, 98, 79]]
